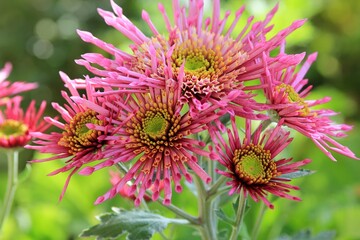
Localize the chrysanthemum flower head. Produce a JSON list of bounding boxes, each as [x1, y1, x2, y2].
[[77, 80, 224, 206], [209, 117, 311, 209], [0, 62, 38, 103], [0, 96, 48, 148], [26, 73, 109, 200], [261, 52, 359, 161], [76, 0, 306, 118]]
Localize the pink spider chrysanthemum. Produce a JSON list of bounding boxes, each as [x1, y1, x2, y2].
[[0, 62, 38, 103], [261, 52, 359, 161], [0, 96, 49, 148], [26, 73, 110, 200], [76, 0, 305, 118], [209, 117, 311, 209], [76, 80, 224, 206]]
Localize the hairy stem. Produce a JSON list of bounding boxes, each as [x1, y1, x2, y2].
[[194, 175, 216, 240], [0, 150, 19, 234], [229, 191, 247, 240], [207, 175, 227, 197]]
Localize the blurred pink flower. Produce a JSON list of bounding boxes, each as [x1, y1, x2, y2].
[[210, 117, 311, 209], [261, 52, 359, 161], [77, 80, 224, 206], [26, 73, 109, 200], [0, 62, 38, 102], [0, 96, 48, 148], [76, 0, 305, 118], [109, 171, 164, 202]]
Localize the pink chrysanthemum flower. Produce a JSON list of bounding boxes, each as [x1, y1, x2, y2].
[[0, 62, 38, 103], [0, 96, 48, 148], [209, 117, 311, 209], [76, 81, 224, 206], [76, 0, 305, 118], [261, 52, 359, 161], [26, 73, 109, 200]]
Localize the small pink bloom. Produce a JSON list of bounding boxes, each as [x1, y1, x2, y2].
[[109, 171, 164, 202], [210, 117, 311, 209], [26, 73, 110, 200], [0, 62, 38, 102], [261, 52, 359, 161], [0, 96, 48, 148]]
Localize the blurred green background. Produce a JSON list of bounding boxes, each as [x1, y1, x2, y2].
[[0, 0, 360, 239]]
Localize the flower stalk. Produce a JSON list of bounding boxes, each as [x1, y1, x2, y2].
[[0, 150, 19, 233], [251, 202, 267, 240], [229, 191, 247, 240], [194, 175, 216, 240]]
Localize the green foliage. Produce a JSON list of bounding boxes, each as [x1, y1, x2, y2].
[[80, 208, 188, 240], [215, 208, 234, 226], [281, 169, 316, 179], [279, 229, 336, 240]]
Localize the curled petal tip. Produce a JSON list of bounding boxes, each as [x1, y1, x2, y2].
[[141, 10, 150, 21], [307, 52, 318, 63], [162, 198, 171, 205], [158, 3, 165, 12], [94, 196, 105, 205]]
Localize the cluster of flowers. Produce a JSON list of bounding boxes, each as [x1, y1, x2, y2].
[[0, 63, 48, 149], [25, 0, 358, 209]]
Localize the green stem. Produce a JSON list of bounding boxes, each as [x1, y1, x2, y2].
[[229, 191, 247, 240], [207, 186, 231, 202], [251, 202, 267, 240], [194, 175, 216, 240], [260, 119, 272, 132], [0, 150, 19, 234], [207, 175, 227, 197], [153, 194, 198, 225]]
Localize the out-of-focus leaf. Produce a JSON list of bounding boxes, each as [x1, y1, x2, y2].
[[215, 208, 234, 225], [239, 223, 251, 240], [80, 208, 188, 240], [18, 163, 32, 183], [278, 229, 336, 240], [281, 169, 316, 179], [218, 229, 229, 240]]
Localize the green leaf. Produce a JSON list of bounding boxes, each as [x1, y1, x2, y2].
[[215, 209, 234, 225], [278, 229, 336, 240], [239, 223, 251, 240], [232, 196, 240, 212], [19, 163, 32, 183], [80, 208, 188, 240], [280, 169, 315, 179], [218, 229, 229, 240]]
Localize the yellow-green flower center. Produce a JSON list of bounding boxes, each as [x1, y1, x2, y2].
[[172, 42, 222, 77], [125, 99, 185, 159], [276, 83, 310, 116], [171, 36, 227, 97], [0, 120, 28, 139], [184, 54, 209, 72], [233, 144, 277, 185], [58, 109, 102, 155], [143, 112, 170, 140]]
